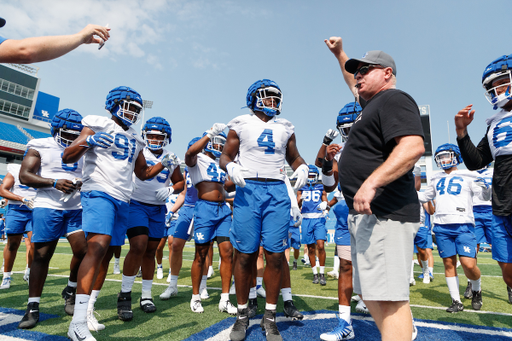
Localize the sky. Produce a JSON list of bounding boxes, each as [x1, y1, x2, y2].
[[0, 0, 509, 166]]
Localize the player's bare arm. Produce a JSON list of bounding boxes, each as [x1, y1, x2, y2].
[[219, 130, 240, 171], [455, 104, 475, 139], [0, 173, 24, 202], [62, 127, 95, 163], [285, 134, 307, 170]]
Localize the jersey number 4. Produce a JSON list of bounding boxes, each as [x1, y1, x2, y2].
[[436, 177, 463, 195], [257, 129, 275, 154]]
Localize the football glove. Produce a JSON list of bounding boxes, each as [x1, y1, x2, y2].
[[161, 153, 180, 169], [317, 201, 329, 211], [291, 206, 303, 227], [165, 211, 175, 227], [22, 197, 34, 209], [292, 164, 309, 190], [474, 177, 490, 190], [226, 162, 248, 188], [86, 132, 114, 148], [206, 123, 227, 139], [156, 187, 174, 202], [323, 129, 339, 145]]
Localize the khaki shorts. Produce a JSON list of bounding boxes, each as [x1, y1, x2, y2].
[[348, 214, 419, 301], [336, 245, 352, 262]]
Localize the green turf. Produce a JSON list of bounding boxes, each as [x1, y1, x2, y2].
[[1, 242, 512, 340]]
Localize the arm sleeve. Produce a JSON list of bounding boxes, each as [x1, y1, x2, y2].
[[456, 129, 493, 170]]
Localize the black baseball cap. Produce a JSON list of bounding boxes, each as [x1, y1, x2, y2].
[[0, 17, 5, 28], [345, 50, 396, 76]]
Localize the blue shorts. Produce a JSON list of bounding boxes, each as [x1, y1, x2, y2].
[[414, 224, 431, 249], [231, 180, 290, 254], [128, 200, 166, 239], [491, 215, 512, 263], [301, 217, 327, 245], [288, 218, 301, 249], [334, 226, 350, 246], [473, 205, 492, 244], [193, 200, 232, 244], [166, 219, 178, 237], [5, 205, 32, 235], [433, 223, 477, 258], [32, 208, 82, 243], [173, 205, 195, 241], [81, 190, 129, 247]]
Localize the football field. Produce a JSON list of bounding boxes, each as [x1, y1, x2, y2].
[[1, 242, 512, 340]]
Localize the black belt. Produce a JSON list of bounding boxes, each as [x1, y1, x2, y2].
[[246, 178, 282, 182]]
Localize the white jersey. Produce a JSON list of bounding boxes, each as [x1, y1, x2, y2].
[[189, 153, 227, 186], [227, 114, 294, 180], [418, 169, 491, 225], [26, 137, 83, 210], [486, 109, 512, 158], [472, 168, 493, 207], [131, 148, 179, 205], [81, 116, 145, 202], [6, 164, 36, 207]]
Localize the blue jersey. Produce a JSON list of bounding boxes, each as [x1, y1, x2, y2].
[[299, 183, 324, 217]]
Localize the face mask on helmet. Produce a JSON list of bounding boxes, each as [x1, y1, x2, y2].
[[105, 86, 143, 127], [482, 55, 512, 110], [205, 135, 226, 158], [55, 128, 81, 148], [255, 87, 282, 117], [435, 151, 458, 170], [307, 165, 319, 185], [51, 109, 83, 148], [336, 102, 362, 140], [113, 100, 142, 127], [144, 130, 168, 150]]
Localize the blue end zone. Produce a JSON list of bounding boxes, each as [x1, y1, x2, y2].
[[185, 310, 512, 341], [0, 307, 68, 341]]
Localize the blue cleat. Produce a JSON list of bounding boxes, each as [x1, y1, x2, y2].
[[418, 271, 434, 281], [320, 314, 355, 340]]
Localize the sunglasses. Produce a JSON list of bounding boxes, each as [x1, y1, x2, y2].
[[354, 65, 385, 78]]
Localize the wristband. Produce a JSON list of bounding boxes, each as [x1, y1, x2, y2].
[[53, 179, 58, 188], [322, 158, 333, 174], [322, 173, 336, 187]]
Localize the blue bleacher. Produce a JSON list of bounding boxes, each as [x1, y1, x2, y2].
[[24, 128, 51, 139], [0, 121, 28, 144]]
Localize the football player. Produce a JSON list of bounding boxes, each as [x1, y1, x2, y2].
[[116, 117, 184, 321], [17, 109, 87, 329], [297, 165, 329, 285], [418, 144, 490, 313], [62, 86, 179, 341], [185, 126, 237, 314], [220, 79, 308, 341]]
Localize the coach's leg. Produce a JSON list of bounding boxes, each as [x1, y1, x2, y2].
[[365, 300, 412, 341]]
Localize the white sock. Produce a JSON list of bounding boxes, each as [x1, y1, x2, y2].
[[170, 275, 179, 285], [428, 267, 434, 275], [319, 266, 325, 274], [470, 278, 481, 292], [121, 275, 136, 293], [192, 294, 201, 302], [142, 279, 153, 298], [281, 287, 292, 301], [88, 290, 100, 312], [256, 277, 263, 286], [265, 303, 277, 311], [200, 275, 207, 290], [421, 260, 429, 275], [446, 276, 460, 302], [249, 286, 257, 299], [114, 257, 120, 265], [208, 265, 213, 273], [238, 303, 248, 309], [3, 271, 12, 278], [333, 256, 340, 272], [220, 292, 229, 302], [312, 267, 318, 275], [68, 280, 77, 288], [72, 294, 89, 322], [338, 305, 351, 322], [28, 297, 40, 304]]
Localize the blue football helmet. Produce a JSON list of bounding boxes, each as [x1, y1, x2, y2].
[[105, 86, 143, 127], [50, 109, 83, 148], [337, 102, 362, 140], [246, 79, 282, 117], [188, 137, 201, 150], [482, 55, 512, 110], [202, 131, 227, 158], [308, 164, 319, 185], [434, 143, 463, 170], [142, 117, 172, 151]]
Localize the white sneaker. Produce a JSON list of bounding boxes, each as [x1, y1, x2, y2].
[[422, 271, 430, 284], [23, 269, 30, 283], [256, 285, 266, 298], [207, 266, 214, 279], [200, 287, 210, 300], [68, 321, 96, 341], [0, 276, 11, 289], [166, 272, 171, 283], [355, 300, 369, 314], [410, 278, 416, 286], [218, 300, 237, 315], [327, 270, 339, 279], [412, 320, 418, 340], [413, 259, 420, 266], [351, 295, 361, 302], [156, 266, 164, 280], [229, 282, 236, 294], [87, 309, 105, 331], [190, 298, 204, 313], [113, 263, 120, 275], [160, 283, 178, 300]]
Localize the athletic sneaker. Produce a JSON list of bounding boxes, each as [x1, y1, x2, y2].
[[218, 299, 237, 315], [292, 261, 298, 271], [166, 272, 171, 283], [190, 298, 204, 313], [160, 283, 178, 300], [283, 300, 303, 320], [18, 302, 39, 329], [312, 274, 320, 284], [301, 257, 310, 266], [230, 308, 249, 341], [422, 271, 430, 284], [200, 287, 210, 300], [207, 266, 214, 279], [68, 320, 96, 341], [156, 265, 164, 280], [140, 297, 157, 313], [327, 270, 339, 279], [248, 298, 258, 318], [260, 309, 282, 341], [409, 278, 416, 286], [418, 271, 434, 281], [508, 286, 512, 304], [0, 276, 11, 289], [61, 285, 76, 316], [256, 285, 266, 298], [412, 319, 418, 341], [320, 274, 327, 286], [319, 315, 354, 341], [471, 290, 483, 310], [87, 308, 105, 331], [117, 291, 133, 321], [350, 295, 361, 303], [463, 281, 473, 299], [113, 263, 121, 275], [355, 300, 369, 314], [446, 299, 464, 313]]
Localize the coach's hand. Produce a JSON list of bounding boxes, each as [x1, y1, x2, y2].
[[353, 181, 376, 215]]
